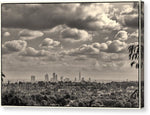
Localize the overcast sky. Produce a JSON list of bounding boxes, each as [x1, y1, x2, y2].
[[2, 2, 139, 82]]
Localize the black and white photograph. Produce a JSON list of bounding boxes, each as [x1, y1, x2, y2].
[[1, 1, 144, 108]]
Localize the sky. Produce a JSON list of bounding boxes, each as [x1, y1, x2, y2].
[[1, 2, 139, 82]]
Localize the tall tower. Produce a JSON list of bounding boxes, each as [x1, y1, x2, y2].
[[60, 76, 63, 81], [79, 72, 81, 81], [31, 75, 35, 82], [74, 77, 77, 82], [45, 74, 49, 81], [53, 73, 55, 82], [89, 77, 91, 82], [81, 77, 84, 82], [55, 74, 58, 82]]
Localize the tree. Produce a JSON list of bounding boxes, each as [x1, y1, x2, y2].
[[1, 72, 6, 82], [128, 44, 144, 68], [128, 43, 144, 108]]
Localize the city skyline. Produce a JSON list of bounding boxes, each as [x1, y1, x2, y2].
[[3, 71, 137, 83]]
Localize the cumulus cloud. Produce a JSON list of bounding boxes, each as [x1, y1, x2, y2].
[[109, 2, 138, 28], [107, 40, 127, 53], [2, 3, 120, 31], [92, 42, 108, 51], [127, 30, 138, 43], [92, 42, 101, 49], [128, 42, 138, 46], [61, 42, 108, 59], [114, 30, 128, 41], [87, 14, 121, 30], [2, 40, 27, 54], [45, 25, 92, 43], [120, 5, 135, 15], [116, 6, 138, 28], [106, 40, 112, 45], [39, 38, 60, 49], [19, 47, 49, 57], [121, 14, 138, 28], [61, 27, 92, 42], [129, 29, 138, 38], [62, 44, 100, 58], [3, 32, 10, 37], [100, 43, 108, 51], [61, 39, 128, 59], [19, 29, 44, 40]]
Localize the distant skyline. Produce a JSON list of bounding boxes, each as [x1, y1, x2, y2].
[[2, 2, 139, 82]]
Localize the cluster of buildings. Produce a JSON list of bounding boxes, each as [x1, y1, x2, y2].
[[31, 72, 92, 83]]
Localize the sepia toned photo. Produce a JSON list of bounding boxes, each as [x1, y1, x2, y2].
[[1, 1, 144, 108]]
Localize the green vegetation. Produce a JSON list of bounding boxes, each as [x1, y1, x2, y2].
[[2, 81, 139, 107]]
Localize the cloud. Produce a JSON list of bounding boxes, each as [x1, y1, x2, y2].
[[42, 54, 62, 62], [2, 40, 27, 54], [61, 42, 108, 59], [102, 61, 125, 70], [122, 14, 138, 28], [127, 30, 138, 43], [67, 3, 121, 31], [2, 4, 80, 29], [107, 40, 127, 53], [19, 29, 44, 40], [39, 38, 61, 49], [128, 42, 138, 46], [92, 42, 101, 49], [99, 52, 127, 62], [86, 14, 121, 30], [61, 39, 128, 59], [3, 32, 10, 37], [62, 44, 100, 58], [129, 29, 138, 38], [106, 40, 112, 45], [19, 47, 49, 57], [114, 30, 128, 41], [116, 4, 138, 28], [109, 3, 138, 28], [61, 26, 92, 42], [92, 42, 108, 51], [100, 43, 108, 51], [74, 55, 88, 61], [120, 5, 135, 15], [2, 3, 120, 31], [45, 25, 92, 43]]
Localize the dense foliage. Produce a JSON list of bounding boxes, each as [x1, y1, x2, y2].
[[2, 81, 140, 107]]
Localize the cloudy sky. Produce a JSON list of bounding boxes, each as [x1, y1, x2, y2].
[[2, 2, 139, 82]]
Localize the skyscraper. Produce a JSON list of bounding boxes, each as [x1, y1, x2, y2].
[[53, 73, 55, 78], [52, 73, 55, 82], [81, 77, 84, 82], [74, 77, 77, 82], [52, 73, 58, 82], [31, 75, 35, 82], [60, 76, 63, 81], [55, 74, 58, 82], [79, 72, 81, 82], [89, 77, 91, 82], [45, 74, 49, 81]]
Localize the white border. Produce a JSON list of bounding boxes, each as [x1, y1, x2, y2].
[[0, 0, 140, 3], [138, 0, 141, 108], [1, 0, 150, 114]]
